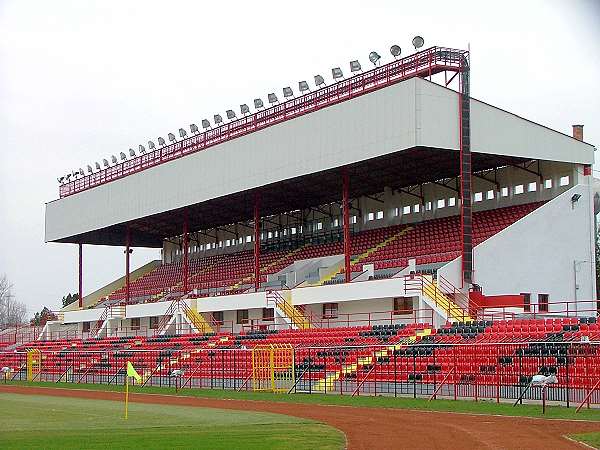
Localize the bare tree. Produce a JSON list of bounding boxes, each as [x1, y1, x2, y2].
[[0, 275, 27, 328]]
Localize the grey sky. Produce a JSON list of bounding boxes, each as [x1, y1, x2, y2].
[[0, 0, 599, 316]]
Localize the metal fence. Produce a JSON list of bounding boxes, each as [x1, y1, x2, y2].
[[2, 342, 600, 408]]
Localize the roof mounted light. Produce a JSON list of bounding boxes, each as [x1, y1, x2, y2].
[[240, 104, 250, 115], [95, 162, 101, 170], [86, 165, 93, 174], [226, 109, 236, 120], [103, 158, 109, 167], [331, 67, 343, 80], [298, 80, 310, 93], [129, 148, 136, 157], [158, 137, 166, 146], [119, 152, 127, 161], [314, 74, 325, 87], [168, 132, 176, 142], [111, 155, 117, 164], [213, 114, 223, 125], [412, 36, 424, 50], [254, 98, 264, 109], [140, 144, 147, 153], [267, 93, 278, 104], [283, 86, 294, 99], [349, 60, 362, 73], [368, 51, 381, 66], [390, 44, 401, 58], [190, 123, 199, 134], [201, 119, 211, 130], [179, 128, 187, 138]]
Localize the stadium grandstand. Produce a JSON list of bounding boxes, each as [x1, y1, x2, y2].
[[3, 43, 599, 404]]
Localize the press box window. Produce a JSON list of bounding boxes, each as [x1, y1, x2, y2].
[[131, 317, 140, 330], [538, 294, 549, 313], [393, 297, 413, 315], [520, 293, 531, 313], [149, 316, 159, 329], [262, 308, 274, 321], [212, 311, 224, 325]]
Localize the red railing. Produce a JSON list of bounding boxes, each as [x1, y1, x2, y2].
[[58, 46, 467, 198]]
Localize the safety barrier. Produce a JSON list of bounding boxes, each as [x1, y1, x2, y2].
[[3, 342, 600, 408]]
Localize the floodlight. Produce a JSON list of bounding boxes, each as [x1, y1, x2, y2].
[[314, 75, 325, 87], [179, 128, 187, 139], [66, 173, 72, 181], [332, 67, 343, 80], [158, 136, 166, 146], [213, 114, 223, 125], [87, 165, 93, 174], [148, 140, 156, 150], [254, 98, 264, 109], [298, 81, 310, 93], [111, 155, 117, 164], [57, 176, 65, 183], [120, 152, 127, 161], [368, 51, 381, 66], [267, 93, 278, 104], [572, 193, 582, 203], [71, 170, 77, 178], [349, 60, 361, 73], [390, 44, 401, 58], [95, 162, 101, 171], [201, 119, 211, 130], [168, 132, 176, 142], [190, 123, 199, 134], [103, 158, 109, 168], [129, 148, 136, 157], [412, 35, 424, 50], [139, 144, 146, 154], [283, 87, 294, 99], [240, 104, 250, 115], [226, 109, 236, 120]]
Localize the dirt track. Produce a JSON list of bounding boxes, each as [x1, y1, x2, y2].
[[3, 385, 600, 449]]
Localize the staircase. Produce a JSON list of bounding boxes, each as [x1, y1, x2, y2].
[[180, 301, 215, 334], [228, 245, 308, 292], [320, 226, 413, 285], [314, 327, 433, 391], [266, 290, 312, 330], [404, 274, 472, 322]]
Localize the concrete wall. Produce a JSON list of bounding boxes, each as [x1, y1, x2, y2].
[[439, 184, 596, 314]]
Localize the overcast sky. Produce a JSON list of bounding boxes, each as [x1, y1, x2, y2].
[[0, 0, 599, 316]]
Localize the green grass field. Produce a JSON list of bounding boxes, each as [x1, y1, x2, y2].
[[8, 380, 600, 422], [571, 432, 600, 448], [0, 392, 344, 449]]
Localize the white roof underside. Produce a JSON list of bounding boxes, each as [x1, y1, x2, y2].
[[45, 77, 594, 243]]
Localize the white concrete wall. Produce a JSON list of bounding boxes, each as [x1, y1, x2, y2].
[[63, 308, 103, 324], [439, 184, 596, 314]]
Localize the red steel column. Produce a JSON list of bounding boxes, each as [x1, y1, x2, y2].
[[125, 227, 131, 304], [342, 169, 351, 283], [78, 243, 83, 308], [182, 211, 189, 294], [254, 192, 261, 292]]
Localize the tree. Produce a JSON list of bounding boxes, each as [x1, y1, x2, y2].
[[62, 293, 79, 308], [0, 275, 27, 328], [30, 307, 58, 327]]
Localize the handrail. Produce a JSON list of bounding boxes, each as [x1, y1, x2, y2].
[[352, 362, 377, 396], [58, 46, 467, 198], [428, 367, 455, 401], [576, 378, 600, 413]]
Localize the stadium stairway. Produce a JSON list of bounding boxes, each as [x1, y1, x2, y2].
[[313, 326, 433, 391], [318, 227, 413, 285], [183, 301, 215, 334], [405, 274, 471, 323], [267, 290, 312, 330]]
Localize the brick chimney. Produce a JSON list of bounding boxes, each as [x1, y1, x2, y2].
[[572, 124, 584, 141]]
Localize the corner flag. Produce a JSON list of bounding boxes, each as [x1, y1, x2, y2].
[[127, 361, 141, 382]]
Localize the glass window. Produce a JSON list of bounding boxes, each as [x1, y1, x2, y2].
[[413, 204, 420, 213], [149, 316, 159, 329], [538, 294, 549, 313], [448, 197, 456, 207], [403, 205, 411, 215], [367, 212, 375, 221], [560, 176, 570, 187], [514, 185, 524, 195], [544, 179, 552, 189], [474, 192, 483, 202], [393, 297, 413, 315], [131, 317, 140, 331], [262, 308, 274, 322], [376, 211, 384, 220], [528, 182, 537, 192], [501, 187, 509, 197], [437, 199, 445, 209], [520, 293, 531, 313], [212, 311, 224, 325], [486, 190, 494, 200]]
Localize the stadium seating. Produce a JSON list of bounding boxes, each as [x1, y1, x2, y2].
[[105, 202, 542, 303]]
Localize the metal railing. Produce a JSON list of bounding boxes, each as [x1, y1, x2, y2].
[[2, 341, 599, 408], [58, 46, 467, 198]]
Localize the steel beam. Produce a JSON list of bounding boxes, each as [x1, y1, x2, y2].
[[78, 243, 83, 309], [254, 192, 261, 292], [182, 211, 189, 294], [342, 169, 351, 283], [125, 226, 131, 304]]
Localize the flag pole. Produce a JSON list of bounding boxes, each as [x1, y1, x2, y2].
[[125, 374, 129, 420]]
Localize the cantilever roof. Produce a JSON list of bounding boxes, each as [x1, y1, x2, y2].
[[45, 76, 594, 247]]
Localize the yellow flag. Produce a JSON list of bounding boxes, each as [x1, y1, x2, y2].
[[127, 361, 141, 382]]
